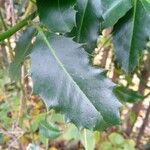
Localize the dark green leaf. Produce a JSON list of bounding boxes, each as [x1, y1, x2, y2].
[[9, 27, 36, 80], [101, 0, 132, 28], [140, 0, 150, 13], [36, 0, 76, 33], [113, 0, 150, 72], [69, 0, 102, 53], [30, 32, 121, 130], [113, 86, 143, 103]]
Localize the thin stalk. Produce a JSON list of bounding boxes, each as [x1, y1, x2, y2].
[[18, 65, 27, 126], [0, 9, 7, 30], [45, 106, 49, 150], [84, 129, 88, 150], [0, 11, 36, 41], [22, 0, 35, 19], [0, 9, 14, 60], [136, 103, 150, 146]]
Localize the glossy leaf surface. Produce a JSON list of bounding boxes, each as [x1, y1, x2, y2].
[[101, 0, 132, 28], [113, 0, 150, 72], [36, 0, 76, 33], [69, 0, 102, 53], [30, 32, 120, 130]]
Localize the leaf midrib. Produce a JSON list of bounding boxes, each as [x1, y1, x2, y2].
[[40, 31, 91, 106], [77, 0, 88, 42], [128, 0, 137, 70], [38, 30, 108, 124], [103, 0, 123, 18]]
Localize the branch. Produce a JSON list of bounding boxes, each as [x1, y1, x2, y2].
[[143, 92, 150, 99], [0, 9, 7, 31], [0, 9, 14, 60], [136, 102, 150, 146], [0, 12, 37, 41]]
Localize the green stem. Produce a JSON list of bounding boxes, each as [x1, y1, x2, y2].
[[0, 12, 37, 41], [0, 9, 14, 60], [84, 129, 88, 150], [22, 0, 35, 19], [45, 106, 49, 150], [0, 9, 7, 31]]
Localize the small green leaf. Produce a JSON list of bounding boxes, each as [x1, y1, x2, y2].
[[101, 0, 132, 28], [36, 0, 76, 33], [108, 132, 124, 145], [129, 110, 137, 125], [63, 124, 80, 141], [80, 130, 95, 150], [31, 114, 46, 132], [9, 27, 36, 80], [69, 0, 102, 53], [63, 124, 95, 150], [39, 122, 60, 139], [123, 140, 135, 150], [100, 141, 113, 150], [113, 86, 143, 103]]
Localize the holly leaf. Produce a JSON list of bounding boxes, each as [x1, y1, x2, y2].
[[140, 0, 150, 13], [30, 31, 120, 130], [9, 27, 37, 80], [36, 0, 76, 33], [113, 0, 150, 72], [114, 86, 143, 103], [69, 0, 102, 53], [101, 0, 132, 28]]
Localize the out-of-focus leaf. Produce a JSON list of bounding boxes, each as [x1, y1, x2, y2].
[[113, 86, 143, 103], [27, 143, 40, 150], [108, 132, 124, 145], [129, 110, 137, 125], [123, 140, 135, 150], [144, 143, 150, 150], [39, 122, 60, 139], [100, 141, 112, 150], [30, 114, 46, 132], [36, 0, 76, 33], [0, 133, 4, 144], [63, 124, 80, 140], [63, 124, 95, 150], [80, 129, 95, 150], [9, 27, 37, 80]]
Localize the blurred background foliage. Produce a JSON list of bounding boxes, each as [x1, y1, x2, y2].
[[0, 0, 150, 149]]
